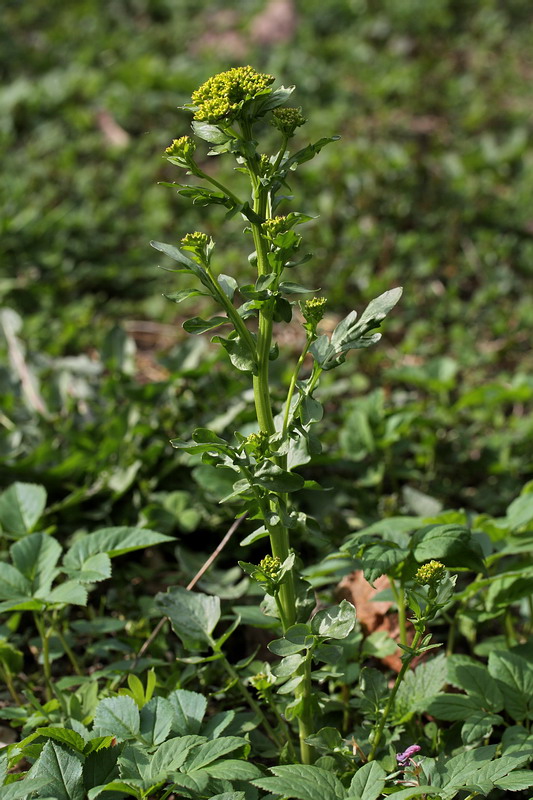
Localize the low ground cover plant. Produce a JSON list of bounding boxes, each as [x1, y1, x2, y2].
[[1, 67, 532, 800]]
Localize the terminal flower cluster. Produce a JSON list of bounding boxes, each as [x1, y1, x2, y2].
[[415, 560, 446, 586], [191, 66, 274, 122], [303, 297, 326, 324]]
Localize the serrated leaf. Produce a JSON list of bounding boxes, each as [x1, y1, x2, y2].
[[64, 527, 173, 567], [348, 761, 387, 800], [461, 711, 503, 745], [494, 770, 533, 791], [204, 759, 263, 780], [46, 580, 88, 607], [63, 552, 112, 584], [394, 654, 448, 720], [148, 734, 207, 780], [34, 727, 87, 753], [488, 650, 533, 721], [0, 777, 54, 799], [412, 524, 485, 572], [253, 764, 345, 800], [156, 586, 220, 650], [425, 693, 483, 721], [93, 696, 140, 741], [311, 600, 356, 640], [0, 562, 31, 601], [139, 696, 173, 745], [118, 744, 150, 782], [27, 741, 84, 800], [0, 482, 47, 536], [447, 655, 503, 712], [10, 533, 61, 592], [168, 689, 207, 735], [182, 736, 247, 771]]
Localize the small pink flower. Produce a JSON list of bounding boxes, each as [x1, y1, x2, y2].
[[396, 744, 421, 764]]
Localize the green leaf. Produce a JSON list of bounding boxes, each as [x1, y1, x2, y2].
[[488, 650, 533, 721], [0, 639, 23, 673], [93, 696, 140, 741], [0, 482, 47, 536], [394, 654, 448, 720], [300, 395, 323, 425], [412, 524, 485, 572], [168, 689, 207, 735], [447, 655, 503, 712], [278, 282, 316, 295], [360, 542, 408, 584], [253, 764, 346, 800], [46, 580, 88, 607], [64, 527, 173, 567], [212, 335, 256, 373], [425, 693, 483, 721], [204, 759, 263, 780], [191, 120, 232, 144], [88, 779, 142, 799], [27, 741, 84, 800], [118, 744, 150, 782], [33, 727, 87, 754], [148, 734, 207, 780], [506, 492, 533, 530], [164, 288, 209, 304], [63, 553, 112, 584], [156, 586, 220, 650], [218, 274, 238, 300], [10, 533, 61, 592], [311, 600, 356, 639], [348, 761, 387, 800], [372, 789, 435, 800], [183, 316, 229, 334], [461, 711, 503, 745], [0, 777, 54, 799], [254, 462, 304, 493], [0, 562, 31, 601], [139, 696, 173, 745], [181, 736, 247, 771], [150, 240, 198, 270], [494, 770, 533, 791]]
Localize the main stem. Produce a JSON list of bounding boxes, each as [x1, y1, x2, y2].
[[368, 627, 424, 761], [248, 162, 314, 763]]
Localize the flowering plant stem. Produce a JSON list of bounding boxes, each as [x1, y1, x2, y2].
[[159, 67, 401, 768], [247, 170, 314, 763], [368, 628, 423, 761]]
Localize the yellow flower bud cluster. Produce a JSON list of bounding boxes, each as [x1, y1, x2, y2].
[[271, 106, 307, 135], [245, 430, 270, 459], [303, 297, 327, 324], [191, 66, 274, 122], [259, 554, 282, 580], [181, 231, 210, 249], [415, 560, 446, 585], [165, 135, 196, 161], [261, 216, 289, 238]]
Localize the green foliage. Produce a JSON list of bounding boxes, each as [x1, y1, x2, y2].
[[2, 8, 533, 798]]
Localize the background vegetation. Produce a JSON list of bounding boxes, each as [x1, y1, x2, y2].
[[1, 0, 533, 598]]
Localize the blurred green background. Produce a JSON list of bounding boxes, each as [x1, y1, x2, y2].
[[1, 0, 533, 540]]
